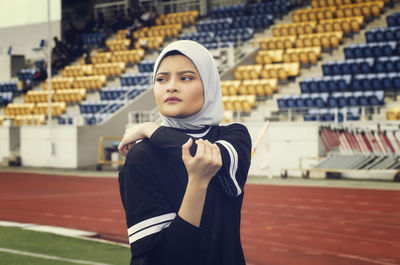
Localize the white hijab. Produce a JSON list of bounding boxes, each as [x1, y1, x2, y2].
[[153, 40, 224, 130]]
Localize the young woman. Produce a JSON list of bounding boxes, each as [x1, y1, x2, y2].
[[118, 40, 251, 265]]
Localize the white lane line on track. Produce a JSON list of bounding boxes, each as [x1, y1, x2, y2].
[[242, 237, 399, 265], [0, 247, 111, 265]]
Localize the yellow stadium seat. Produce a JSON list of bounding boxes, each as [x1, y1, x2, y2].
[[12, 114, 46, 126], [33, 102, 66, 117], [73, 76, 106, 90], [386, 107, 400, 120], [92, 63, 126, 76], [91, 52, 112, 64], [42, 78, 74, 90], [106, 39, 130, 51], [116, 29, 129, 40]]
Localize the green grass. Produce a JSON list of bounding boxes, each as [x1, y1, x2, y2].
[[0, 226, 130, 265]]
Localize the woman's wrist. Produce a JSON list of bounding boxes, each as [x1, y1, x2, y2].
[[141, 122, 160, 138]]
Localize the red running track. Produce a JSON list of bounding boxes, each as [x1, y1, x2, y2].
[[1, 172, 400, 265]]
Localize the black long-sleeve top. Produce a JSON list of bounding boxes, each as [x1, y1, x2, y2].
[[118, 123, 252, 265]]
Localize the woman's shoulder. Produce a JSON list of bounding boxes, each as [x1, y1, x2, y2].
[[125, 139, 157, 163], [217, 123, 250, 135]]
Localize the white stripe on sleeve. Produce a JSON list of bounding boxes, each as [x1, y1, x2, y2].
[[129, 222, 172, 244], [128, 213, 176, 244], [216, 140, 241, 196]]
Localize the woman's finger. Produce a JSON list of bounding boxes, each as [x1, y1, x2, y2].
[[211, 143, 220, 164], [195, 139, 205, 157], [203, 140, 213, 159]]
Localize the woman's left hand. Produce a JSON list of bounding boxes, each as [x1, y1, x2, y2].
[[118, 122, 160, 156]]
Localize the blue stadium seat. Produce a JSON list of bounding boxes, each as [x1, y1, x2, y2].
[[82, 32, 106, 46], [365, 27, 400, 43], [138, 60, 155, 73], [120, 73, 152, 86], [18, 69, 37, 81], [0, 92, 13, 106], [344, 42, 397, 59], [0, 82, 18, 93], [387, 13, 400, 27]]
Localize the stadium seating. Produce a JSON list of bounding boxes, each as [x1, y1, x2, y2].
[[292, 6, 337, 22], [262, 63, 300, 80], [17, 69, 37, 81], [259, 36, 296, 50], [120, 73, 152, 86], [317, 17, 364, 34], [12, 114, 46, 126], [196, 18, 233, 32], [251, 0, 291, 16], [72, 76, 107, 90], [351, 73, 400, 91], [365, 26, 400, 42], [386, 107, 400, 120], [91, 52, 112, 64], [111, 49, 145, 64], [295, 31, 343, 49], [33, 102, 66, 116], [322, 58, 374, 75], [116, 29, 129, 40], [211, 1, 291, 18], [221, 79, 278, 97], [335, 2, 384, 19], [134, 24, 182, 39], [138, 60, 155, 73], [82, 32, 106, 46], [277, 91, 384, 110], [53, 89, 86, 103], [42, 78, 74, 90], [0, 92, 13, 106], [311, 0, 352, 8], [106, 39, 131, 51], [344, 41, 398, 58], [299, 75, 351, 93], [222, 95, 256, 112], [99, 86, 148, 100], [255, 50, 284, 64], [272, 21, 316, 37], [157, 11, 198, 26], [4, 103, 35, 116], [92, 63, 126, 76], [0, 82, 18, 93], [62, 65, 93, 77], [282, 47, 321, 64], [387, 12, 400, 27], [134, 36, 164, 50]]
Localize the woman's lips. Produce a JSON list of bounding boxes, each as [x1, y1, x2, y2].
[[165, 97, 181, 103]]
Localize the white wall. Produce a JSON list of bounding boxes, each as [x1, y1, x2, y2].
[[20, 126, 78, 168], [248, 122, 324, 177], [0, 20, 61, 67]]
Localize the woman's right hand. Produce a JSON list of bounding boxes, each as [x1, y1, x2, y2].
[[181, 138, 222, 188]]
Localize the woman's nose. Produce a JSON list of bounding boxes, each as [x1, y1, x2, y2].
[[166, 79, 179, 92], [167, 86, 178, 92]]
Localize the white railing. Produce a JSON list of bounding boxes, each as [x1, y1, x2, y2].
[[128, 108, 161, 124]]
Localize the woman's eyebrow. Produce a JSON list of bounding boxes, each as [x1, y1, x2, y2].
[[156, 71, 169, 76], [177, 70, 197, 75], [156, 70, 197, 76]]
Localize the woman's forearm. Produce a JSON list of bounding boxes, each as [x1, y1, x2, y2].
[[178, 179, 209, 228]]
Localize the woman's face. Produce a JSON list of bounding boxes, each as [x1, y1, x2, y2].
[[154, 55, 204, 119]]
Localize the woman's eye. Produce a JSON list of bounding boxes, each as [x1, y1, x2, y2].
[[156, 77, 167, 82], [182, 76, 193, 81]]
